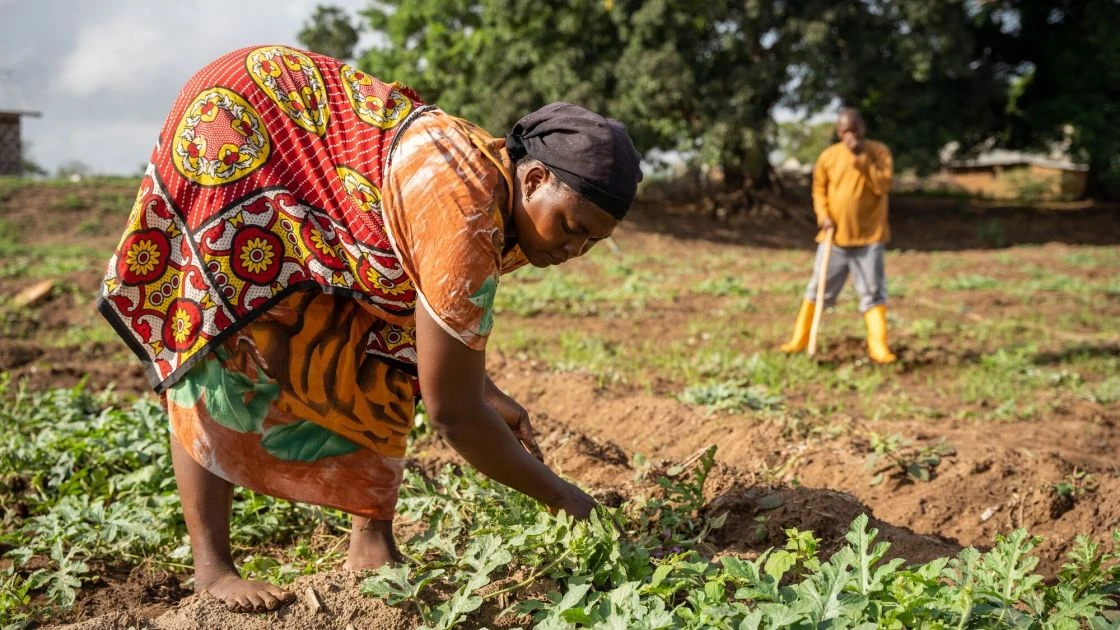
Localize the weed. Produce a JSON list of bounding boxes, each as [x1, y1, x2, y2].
[[956, 346, 1084, 419], [94, 192, 134, 215], [680, 381, 783, 413], [693, 276, 756, 298], [863, 432, 955, 485], [1054, 469, 1096, 500], [364, 463, 1120, 629], [908, 318, 938, 342], [1088, 376, 1120, 405], [939, 274, 1000, 291], [0, 177, 32, 204], [53, 194, 87, 211], [0, 382, 341, 626], [76, 217, 105, 235]]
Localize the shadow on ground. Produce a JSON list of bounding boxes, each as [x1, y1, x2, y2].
[[626, 192, 1120, 251]]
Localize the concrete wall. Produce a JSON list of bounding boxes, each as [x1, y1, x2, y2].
[[944, 163, 1088, 200]]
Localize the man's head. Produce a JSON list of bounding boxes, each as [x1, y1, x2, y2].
[[836, 108, 867, 155], [506, 103, 642, 267]]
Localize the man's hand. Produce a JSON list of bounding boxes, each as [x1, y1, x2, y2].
[[852, 151, 871, 170], [485, 386, 544, 462], [819, 216, 835, 231], [843, 132, 864, 155]]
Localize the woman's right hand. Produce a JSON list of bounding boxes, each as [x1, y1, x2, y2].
[[550, 481, 599, 520]]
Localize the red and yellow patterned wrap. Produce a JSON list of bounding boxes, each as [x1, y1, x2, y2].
[[98, 45, 427, 393]]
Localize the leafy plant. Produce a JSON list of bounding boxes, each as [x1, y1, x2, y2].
[[363, 463, 1120, 629], [680, 381, 783, 413], [0, 381, 342, 627], [863, 432, 955, 485]]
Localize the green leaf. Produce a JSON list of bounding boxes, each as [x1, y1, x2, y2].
[[468, 274, 499, 335], [764, 550, 795, 582], [260, 420, 361, 461], [167, 358, 278, 433], [648, 563, 674, 590]]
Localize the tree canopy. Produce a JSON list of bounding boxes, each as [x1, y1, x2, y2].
[[298, 4, 362, 61], [299, 0, 1118, 198]]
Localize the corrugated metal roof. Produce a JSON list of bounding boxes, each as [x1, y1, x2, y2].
[[0, 70, 41, 116], [948, 149, 1087, 172]]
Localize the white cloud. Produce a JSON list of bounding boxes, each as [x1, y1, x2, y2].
[[8, 0, 375, 175], [55, 14, 171, 97]]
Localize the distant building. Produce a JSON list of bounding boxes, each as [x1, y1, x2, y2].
[[0, 70, 41, 175], [941, 148, 1089, 201]]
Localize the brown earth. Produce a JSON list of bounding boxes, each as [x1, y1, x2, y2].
[[1, 183, 1117, 628]]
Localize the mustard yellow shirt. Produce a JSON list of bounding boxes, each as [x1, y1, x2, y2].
[[812, 140, 893, 246]]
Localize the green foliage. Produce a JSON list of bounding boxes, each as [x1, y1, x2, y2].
[[692, 275, 756, 298], [52, 193, 87, 211], [680, 381, 783, 413], [354, 1, 1004, 188], [1089, 377, 1120, 405], [298, 4, 362, 60], [939, 274, 1001, 291], [775, 121, 836, 166], [3, 377, 1119, 627], [0, 177, 33, 203], [863, 432, 955, 485], [976, 0, 1120, 198], [346, 0, 1114, 196], [0, 380, 342, 627], [358, 0, 622, 142], [364, 465, 1120, 628], [956, 346, 1083, 415]]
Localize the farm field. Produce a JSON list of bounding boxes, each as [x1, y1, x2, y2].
[[2, 178, 1119, 628]]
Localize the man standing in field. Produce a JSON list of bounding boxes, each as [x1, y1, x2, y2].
[[780, 108, 897, 363]]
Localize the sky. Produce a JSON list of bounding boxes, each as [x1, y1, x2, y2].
[[0, 0, 374, 175]]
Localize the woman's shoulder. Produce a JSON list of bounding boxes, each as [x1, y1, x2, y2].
[[390, 109, 496, 168]]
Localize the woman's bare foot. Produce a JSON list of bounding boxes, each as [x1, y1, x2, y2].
[[170, 440, 295, 613], [344, 516, 402, 570], [198, 568, 296, 612]]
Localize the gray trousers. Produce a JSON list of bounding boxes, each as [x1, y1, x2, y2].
[[803, 242, 887, 313]]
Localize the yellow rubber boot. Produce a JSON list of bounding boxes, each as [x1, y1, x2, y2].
[[864, 304, 897, 364], [780, 300, 815, 353]]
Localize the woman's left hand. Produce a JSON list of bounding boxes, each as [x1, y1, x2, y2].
[[485, 387, 545, 462]]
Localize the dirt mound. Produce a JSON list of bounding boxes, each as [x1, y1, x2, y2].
[[489, 357, 1120, 576], [56, 571, 418, 630]]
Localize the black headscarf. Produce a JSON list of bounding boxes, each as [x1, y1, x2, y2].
[[505, 102, 643, 220]]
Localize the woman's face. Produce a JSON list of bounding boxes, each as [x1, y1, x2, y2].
[[511, 162, 619, 268]]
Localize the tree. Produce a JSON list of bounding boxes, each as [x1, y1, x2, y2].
[[20, 157, 46, 177], [340, 1, 1111, 201], [298, 5, 362, 61], [975, 0, 1120, 198], [775, 121, 835, 166], [358, 0, 622, 135], [789, 1, 1009, 175], [56, 160, 91, 180], [357, 0, 838, 200]]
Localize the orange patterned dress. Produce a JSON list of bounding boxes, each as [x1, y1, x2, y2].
[[99, 45, 525, 518]]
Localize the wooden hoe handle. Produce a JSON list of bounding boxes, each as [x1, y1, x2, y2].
[[807, 228, 834, 357]]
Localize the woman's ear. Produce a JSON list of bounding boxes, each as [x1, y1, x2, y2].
[[519, 161, 550, 202]]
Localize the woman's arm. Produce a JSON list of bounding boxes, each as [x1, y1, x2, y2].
[[484, 374, 544, 461], [415, 301, 595, 517]]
